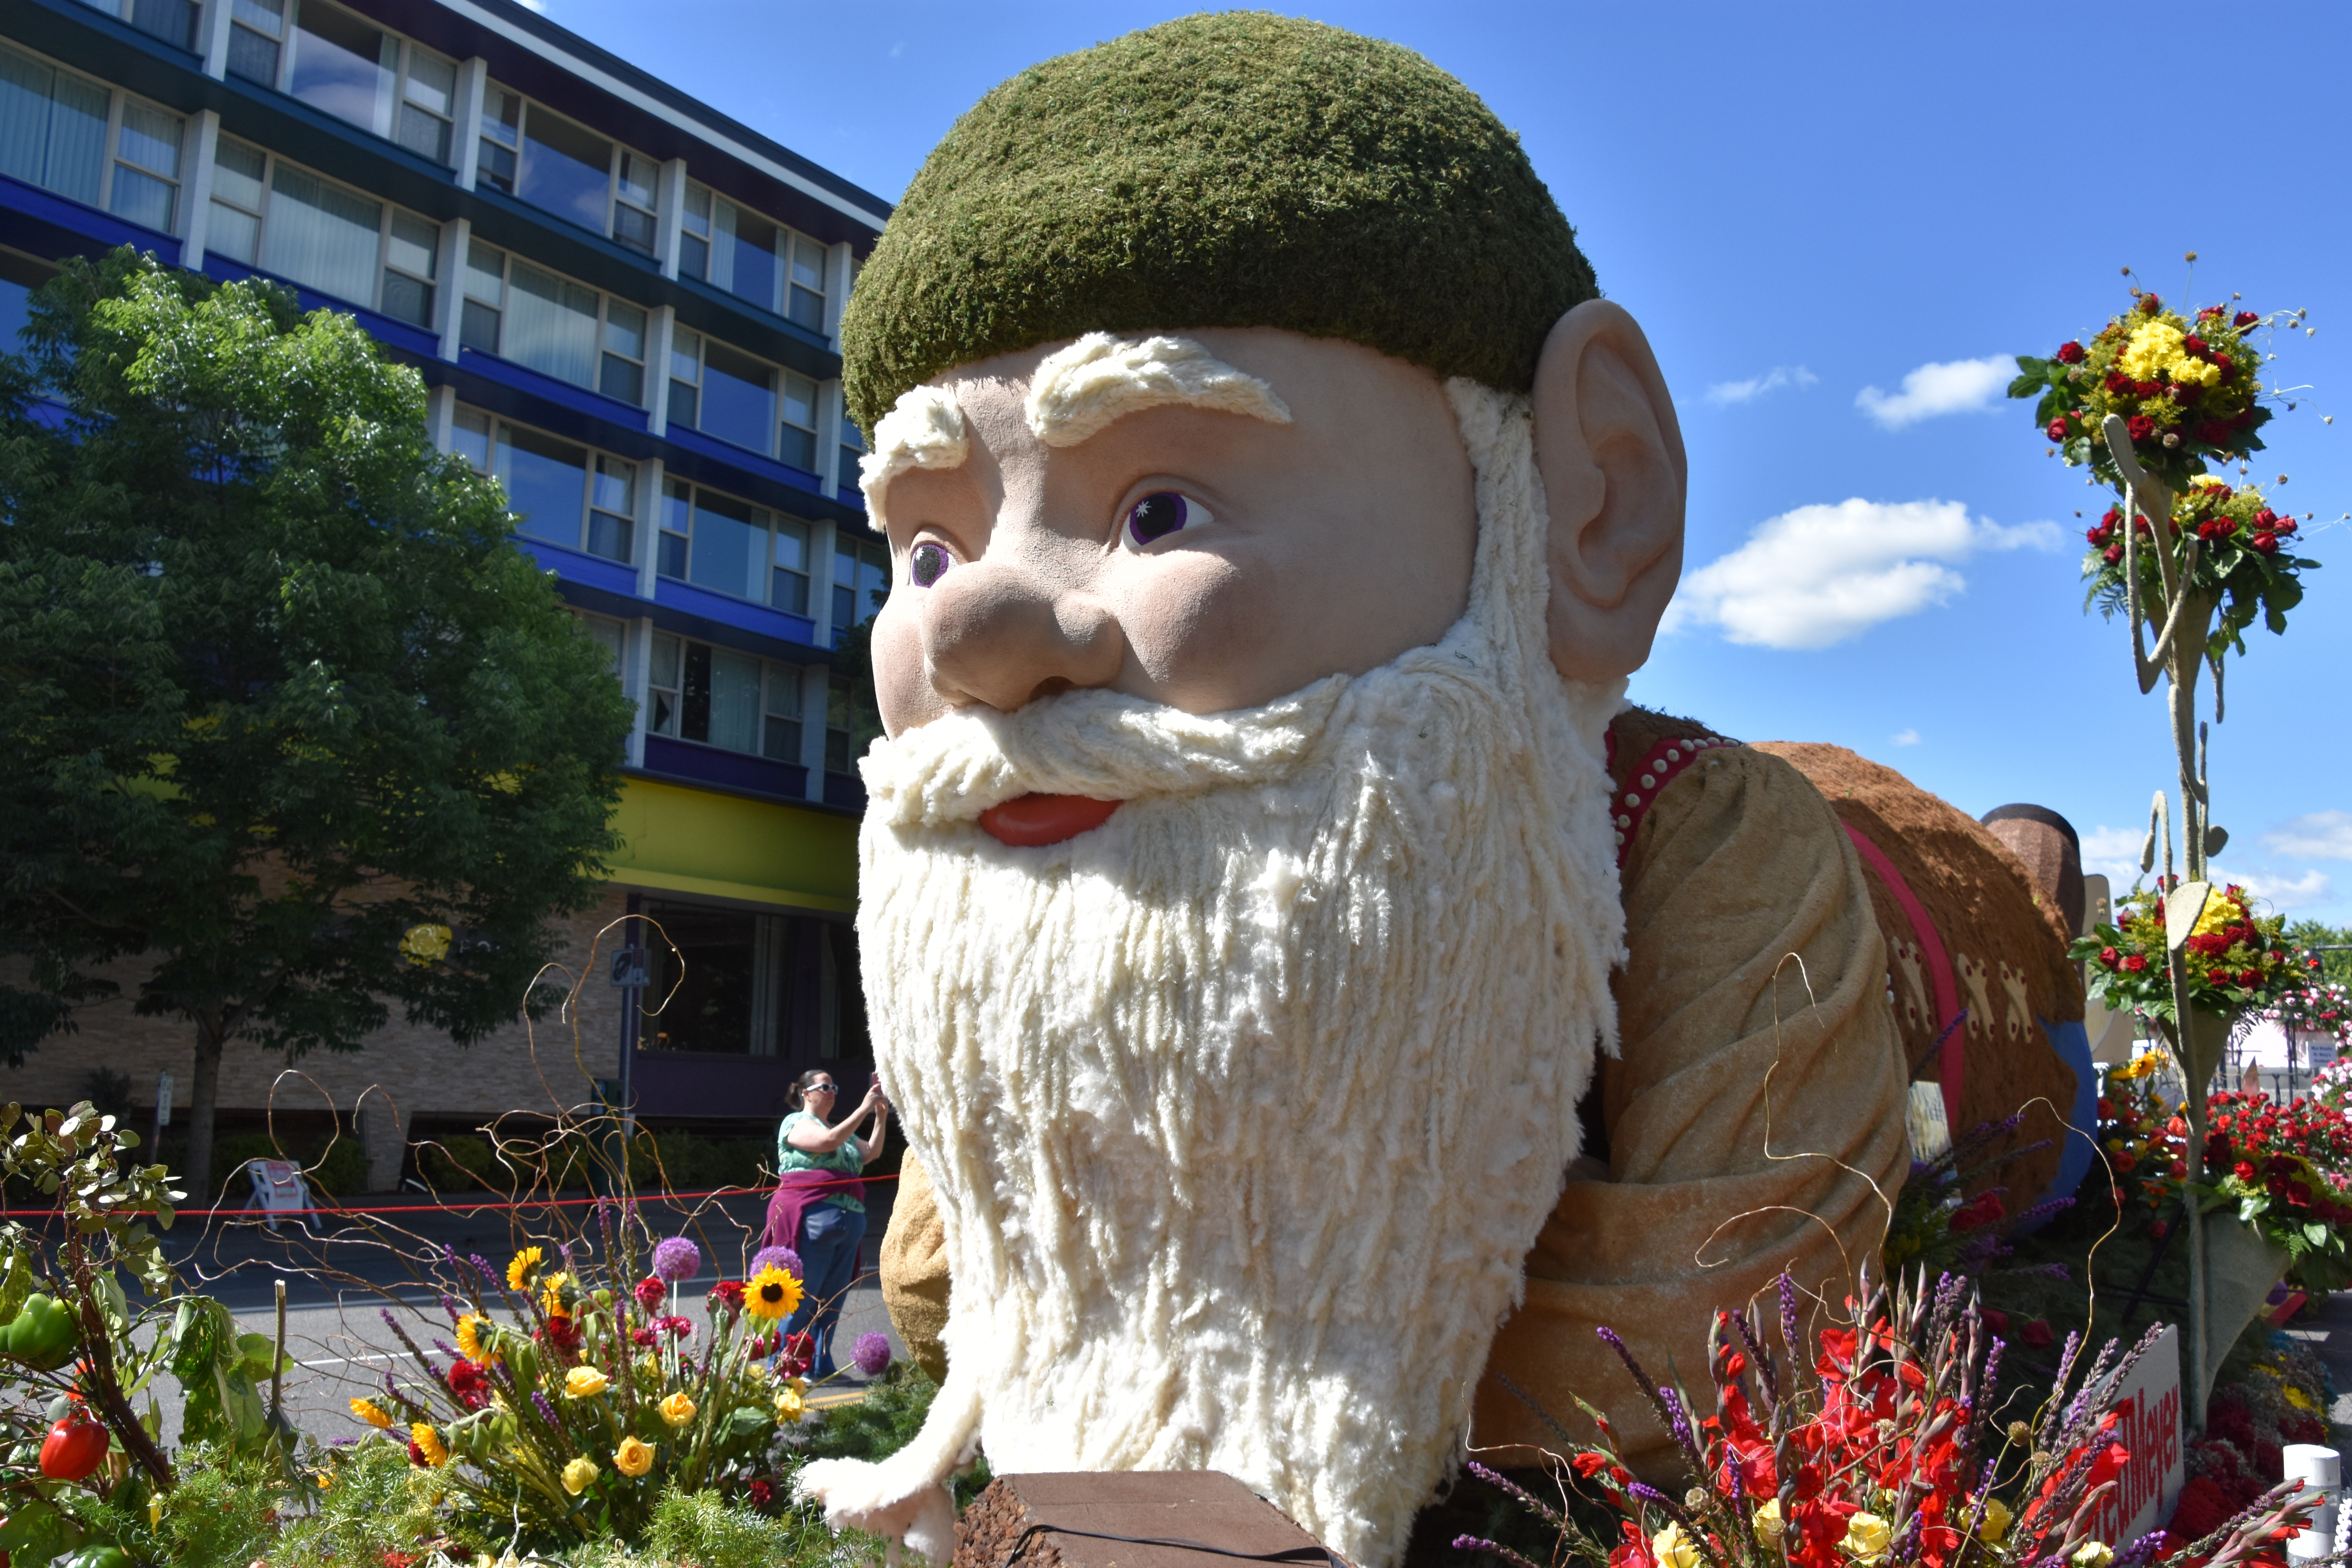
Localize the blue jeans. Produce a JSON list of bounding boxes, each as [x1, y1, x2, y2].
[[784, 1201, 867, 1378]]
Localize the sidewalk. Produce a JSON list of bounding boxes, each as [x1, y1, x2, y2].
[[2278, 1290, 2352, 1425]]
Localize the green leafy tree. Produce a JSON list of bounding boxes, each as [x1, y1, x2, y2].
[[0, 251, 632, 1196]]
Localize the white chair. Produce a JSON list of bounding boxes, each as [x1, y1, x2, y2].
[[244, 1159, 314, 1235]]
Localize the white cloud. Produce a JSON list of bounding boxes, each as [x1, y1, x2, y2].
[[1661, 498, 2063, 650], [2079, 824, 2152, 893], [2212, 865, 2335, 909], [1891, 729, 1920, 746], [2265, 810, 2352, 860], [1855, 356, 2013, 430], [513, 0, 546, 10], [1705, 365, 1817, 407]]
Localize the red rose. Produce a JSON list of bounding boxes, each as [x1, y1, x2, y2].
[[2235, 310, 2260, 327], [2135, 380, 2163, 398], [2022, 1318, 2054, 1348], [2123, 954, 2149, 973], [2114, 1150, 2137, 1172], [2127, 414, 2156, 442], [2184, 335, 2209, 356], [2254, 532, 2278, 553], [2047, 417, 2069, 442], [2056, 341, 2087, 364], [2099, 946, 2120, 967], [2235, 1161, 2257, 1181], [2140, 294, 2163, 314], [2211, 352, 2232, 376], [2104, 371, 2131, 394], [2103, 544, 2122, 563], [2239, 969, 2263, 987]]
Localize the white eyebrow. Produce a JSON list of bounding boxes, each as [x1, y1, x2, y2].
[[858, 384, 969, 528], [1024, 332, 1291, 447]]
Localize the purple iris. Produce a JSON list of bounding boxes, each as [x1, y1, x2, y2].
[[1125, 492, 1190, 546], [910, 541, 951, 586]]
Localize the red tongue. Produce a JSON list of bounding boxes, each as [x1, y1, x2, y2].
[[977, 793, 1120, 847]]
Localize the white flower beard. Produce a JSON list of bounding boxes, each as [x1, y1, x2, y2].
[[800, 382, 1627, 1568]]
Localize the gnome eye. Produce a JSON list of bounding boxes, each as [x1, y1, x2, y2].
[[1123, 491, 1210, 550], [909, 541, 953, 587]]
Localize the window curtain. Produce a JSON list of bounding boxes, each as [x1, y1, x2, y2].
[[707, 648, 763, 753], [503, 261, 599, 388], [260, 165, 381, 305], [0, 46, 107, 205]]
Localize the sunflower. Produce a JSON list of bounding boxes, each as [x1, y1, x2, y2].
[[454, 1313, 495, 1365], [745, 1264, 803, 1322], [409, 1423, 449, 1468], [506, 1246, 544, 1290], [539, 1270, 572, 1316], [349, 1397, 393, 1429]]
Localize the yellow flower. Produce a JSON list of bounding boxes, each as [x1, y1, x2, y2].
[[1978, 1498, 2012, 1546], [399, 923, 452, 965], [2283, 1384, 2317, 1412], [349, 1397, 393, 1429], [2073, 1543, 2114, 1568], [746, 1263, 803, 1322], [1753, 1499, 1786, 1545], [2119, 320, 2187, 382], [776, 1385, 806, 1422], [1842, 1511, 1892, 1563], [636, 1354, 660, 1379], [455, 1314, 495, 1365], [506, 1247, 544, 1290], [2176, 356, 2222, 388], [410, 1423, 449, 1468], [659, 1392, 697, 1428], [613, 1436, 655, 1477], [540, 1271, 572, 1315], [1651, 1522, 1700, 1568], [564, 1365, 610, 1398], [561, 1456, 598, 1495]]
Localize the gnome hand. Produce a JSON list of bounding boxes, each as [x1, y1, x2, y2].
[[793, 1364, 983, 1563]]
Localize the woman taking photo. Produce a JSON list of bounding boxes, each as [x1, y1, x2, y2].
[[766, 1070, 889, 1379]]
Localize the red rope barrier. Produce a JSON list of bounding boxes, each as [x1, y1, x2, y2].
[[0, 1171, 896, 1220]]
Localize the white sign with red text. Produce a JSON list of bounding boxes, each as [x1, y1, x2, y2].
[[2084, 1323, 2185, 1549]]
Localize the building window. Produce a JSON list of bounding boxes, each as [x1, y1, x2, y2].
[[677, 182, 828, 328], [833, 534, 888, 631], [634, 902, 858, 1058], [287, 2, 392, 134], [73, 0, 200, 51], [838, 405, 865, 495], [0, 44, 182, 231], [475, 84, 659, 251], [665, 329, 816, 469], [646, 633, 803, 760], [658, 479, 810, 613], [226, 0, 285, 86], [207, 138, 436, 325], [395, 49, 455, 164], [460, 240, 645, 405], [825, 668, 882, 774], [577, 611, 625, 676], [453, 407, 636, 564]]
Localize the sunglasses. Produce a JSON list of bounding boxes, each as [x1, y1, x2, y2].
[[806, 1081, 840, 1094]]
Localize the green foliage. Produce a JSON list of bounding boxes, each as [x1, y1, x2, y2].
[[648, 1486, 873, 1568], [2287, 920, 2352, 988], [627, 1129, 773, 1192], [0, 247, 634, 1191]]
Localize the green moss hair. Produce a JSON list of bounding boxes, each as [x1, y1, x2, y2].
[[841, 11, 1599, 437]]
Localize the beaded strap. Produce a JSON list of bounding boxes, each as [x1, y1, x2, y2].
[[1611, 735, 1740, 869]]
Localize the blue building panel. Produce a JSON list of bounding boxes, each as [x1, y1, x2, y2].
[[200, 254, 440, 359], [514, 536, 639, 599], [0, 176, 181, 270], [653, 575, 818, 652], [642, 734, 808, 801]]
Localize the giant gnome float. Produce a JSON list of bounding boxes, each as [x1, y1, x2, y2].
[[792, 16, 2088, 1567]]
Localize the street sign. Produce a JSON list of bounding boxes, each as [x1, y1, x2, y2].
[[610, 947, 649, 988]]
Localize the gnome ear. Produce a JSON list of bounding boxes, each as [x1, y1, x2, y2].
[[1531, 300, 1688, 683]]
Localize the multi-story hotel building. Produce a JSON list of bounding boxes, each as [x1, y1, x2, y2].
[[1, 0, 894, 1177]]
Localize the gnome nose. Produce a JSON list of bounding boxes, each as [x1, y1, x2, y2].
[[921, 561, 1125, 713]]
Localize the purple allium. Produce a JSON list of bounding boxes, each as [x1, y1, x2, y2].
[[652, 1234, 701, 1282], [853, 1332, 892, 1377], [751, 1245, 802, 1281]]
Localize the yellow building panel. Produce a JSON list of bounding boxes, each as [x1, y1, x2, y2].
[[604, 777, 858, 913]]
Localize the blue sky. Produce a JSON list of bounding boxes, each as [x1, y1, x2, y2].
[[541, 0, 2352, 923]]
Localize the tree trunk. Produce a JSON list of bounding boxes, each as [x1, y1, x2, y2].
[[183, 1020, 225, 1205]]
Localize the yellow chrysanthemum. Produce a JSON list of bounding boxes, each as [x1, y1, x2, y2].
[[1652, 1523, 1700, 1568], [1842, 1511, 1891, 1563], [564, 1365, 610, 1398], [776, 1385, 806, 1422], [455, 1314, 495, 1365], [2283, 1383, 2317, 1412], [745, 1263, 803, 1322], [506, 1247, 544, 1290], [1978, 1498, 2012, 1546], [659, 1392, 696, 1428], [2119, 320, 2187, 382], [561, 1456, 598, 1495], [349, 1397, 393, 1429], [410, 1423, 449, 1468], [613, 1436, 655, 1477]]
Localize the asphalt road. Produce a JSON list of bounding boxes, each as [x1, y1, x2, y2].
[[128, 1189, 905, 1450]]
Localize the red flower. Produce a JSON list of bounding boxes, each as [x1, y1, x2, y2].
[[2122, 954, 2149, 973], [1951, 1192, 2005, 1231], [710, 1280, 747, 1312], [2235, 310, 2260, 327], [2127, 414, 2156, 443], [2021, 1318, 2054, 1348], [538, 1311, 583, 1357], [447, 1358, 490, 1411], [407, 1437, 431, 1467], [2103, 545, 2122, 564], [2254, 532, 2278, 553], [2196, 420, 2231, 445], [633, 1276, 667, 1313], [2046, 418, 2069, 443], [747, 1478, 775, 1511], [2212, 352, 2233, 376], [631, 1326, 657, 1347], [2235, 1161, 2258, 1181], [2140, 294, 2163, 314], [2184, 335, 2209, 357], [2056, 341, 2087, 364], [1982, 1308, 2009, 1334], [2104, 371, 2131, 394], [1572, 1452, 1611, 1478], [659, 1314, 693, 1339]]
